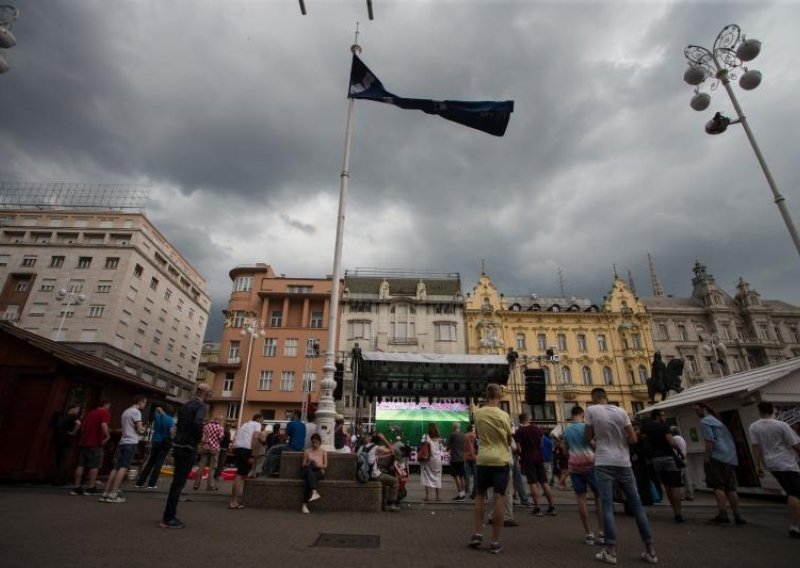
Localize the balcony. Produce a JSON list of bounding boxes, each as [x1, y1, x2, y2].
[[388, 337, 418, 346]]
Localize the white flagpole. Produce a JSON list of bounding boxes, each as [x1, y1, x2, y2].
[[316, 29, 361, 450]]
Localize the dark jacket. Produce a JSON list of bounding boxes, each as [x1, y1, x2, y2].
[[172, 398, 207, 449]]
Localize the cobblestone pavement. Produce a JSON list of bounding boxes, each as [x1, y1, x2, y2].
[[0, 477, 795, 568]]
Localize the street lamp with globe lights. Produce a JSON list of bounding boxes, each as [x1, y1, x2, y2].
[[238, 318, 266, 428], [683, 24, 800, 258], [55, 287, 86, 341]]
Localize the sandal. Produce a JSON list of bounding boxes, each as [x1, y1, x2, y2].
[[595, 549, 618, 565]]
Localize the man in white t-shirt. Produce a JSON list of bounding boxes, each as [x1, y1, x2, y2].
[[749, 401, 800, 539], [229, 414, 262, 509], [585, 388, 657, 565], [101, 394, 147, 503]]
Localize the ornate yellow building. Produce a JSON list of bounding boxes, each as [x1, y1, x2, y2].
[[465, 273, 655, 424]]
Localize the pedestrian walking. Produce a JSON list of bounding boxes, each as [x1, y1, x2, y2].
[[449, 422, 467, 501], [586, 387, 657, 564], [229, 413, 262, 510], [642, 409, 685, 522], [468, 383, 512, 555], [748, 401, 800, 539], [70, 399, 111, 497], [694, 403, 746, 526], [193, 416, 224, 491], [136, 405, 175, 489], [159, 383, 210, 529], [53, 403, 81, 486], [464, 423, 478, 499], [100, 394, 148, 503], [563, 405, 604, 546], [514, 413, 556, 516]]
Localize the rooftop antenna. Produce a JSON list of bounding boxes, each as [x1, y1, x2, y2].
[[481, 259, 486, 275], [627, 269, 637, 296], [648, 253, 665, 297]]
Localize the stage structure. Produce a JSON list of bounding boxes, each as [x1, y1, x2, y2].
[[0, 181, 151, 211]]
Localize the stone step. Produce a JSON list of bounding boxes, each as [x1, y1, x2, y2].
[[243, 478, 383, 512]]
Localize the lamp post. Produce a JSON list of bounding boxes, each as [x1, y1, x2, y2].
[[546, 347, 565, 431], [238, 318, 265, 428], [55, 287, 86, 341], [699, 333, 726, 378], [683, 24, 800, 258], [301, 339, 320, 422], [0, 5, 19, 75]]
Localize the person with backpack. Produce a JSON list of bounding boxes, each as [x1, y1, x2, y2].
[[356, 434, 400, 512]]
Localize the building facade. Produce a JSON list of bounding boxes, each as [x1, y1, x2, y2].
[[337, 269, 467, 418], [464, 273, 655, 423], [0, 209, 210, 401], [642, 260, 800, 385], [206, 264, 333, 424]]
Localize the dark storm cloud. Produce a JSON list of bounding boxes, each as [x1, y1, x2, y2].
[[2, 1, 800, 342]]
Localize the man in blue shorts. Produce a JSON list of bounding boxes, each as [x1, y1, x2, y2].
[[563, 405, 604, 545]]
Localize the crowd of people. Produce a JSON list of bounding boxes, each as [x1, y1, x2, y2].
[[57, 380, 800, 550]]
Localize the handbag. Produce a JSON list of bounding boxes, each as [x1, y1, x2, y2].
[[417, 442, 431, 462]]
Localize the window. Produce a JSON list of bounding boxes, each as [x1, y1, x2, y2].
[[706, 356, 718, 374], [233, 276, 253, 292], [537, 334, 547, 351], [232, 310, 246, 327], [96, 281, 112, 293], [134, 264, 143, 278], [516, 333, 526, 350], [557, 334, 567, 351], [303, 372, 316, 392], [287, 285, 312, 294], [284, 338, 298, 357], [29, 303, 47, 317], [310, 311, 323, 328], [350, 302, 371, 313], [561, 366, 572, 384], [263, 338, 277, 356], [77, 257, 92, 269], [636, 365, 647, 384], [280, 371, 295, 391], [434, 304, 455, 315], [581, 366, 592, 385], [150, 277, 159, 291], [229, 341, 241, 361], [21, 256, 37, 267], [67, 281, 84, 293], [391, 303, 416, 342], [686, 354, 699, 374], [0, 254, 8, 266], [15, 280, 28, 292], [50, 256, 65, 268], [105, 257, 120, 269], [721, 323, 733, 341], [258, 371, 273, 391], [306, 338, 320, 357], [226, 403, 240, 421], [164, 289, 172, 301], [631, 333, 642, 349], [223, 373, 235, 393], [658, 323, 669, 340], [774, 324, 784, 343], [730, 354, 743, 373], [577, 334, 587, 352], [791, 325, 800, 343], [597, 334, 607, 352], [80, 329, 98, 342], [631, 402, 645, 415], [436, 323, 457, 342], [348, 320, 372, 339], [120, 309, 131, 324], [677, 324, 688, 341], [40, 279, 56, 292], [530, 402, 556, 422], [270, 309, 283, 327], [758, 323, 770, 341], [603, 366, 614, 385], [88, 305, 105, 318]]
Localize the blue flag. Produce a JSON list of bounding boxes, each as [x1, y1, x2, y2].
[[348, 55, 514, 137]]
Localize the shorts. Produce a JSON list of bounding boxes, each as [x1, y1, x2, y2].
[[652, 455, 684, 488], [569, 469, 598, 495], [78, 446, 103, 469], [522, 462, 548, 485], [113, 443, 138, 470], [705, 458, 737, 492], [475, 465, 510, 496], [234, 448, 253, 476], [772, 470, 800, 499], [450, 461, 464, 476]]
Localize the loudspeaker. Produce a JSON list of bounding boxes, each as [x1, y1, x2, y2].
[[524, 369, 547, 405], [333, 362, 344, 401]]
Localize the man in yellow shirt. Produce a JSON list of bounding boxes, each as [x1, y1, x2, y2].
[[469, 383, 512, 554]]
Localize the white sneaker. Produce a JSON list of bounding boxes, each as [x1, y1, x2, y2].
[[309, 490, 321, 502], [585, 533, 595, 546], [301, 504, 310, 514]]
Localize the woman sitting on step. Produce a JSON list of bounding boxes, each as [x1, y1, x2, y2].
[[301, 433, 327, 514]]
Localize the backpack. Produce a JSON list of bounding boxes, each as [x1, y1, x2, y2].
[[356, 444, 375, 484], [334, 427, 346, 450]]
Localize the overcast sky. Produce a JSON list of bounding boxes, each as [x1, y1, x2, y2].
[[2, 1, 800, 340]]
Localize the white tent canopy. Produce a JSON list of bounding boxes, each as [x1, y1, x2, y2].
[[360, 352, 508, 365]]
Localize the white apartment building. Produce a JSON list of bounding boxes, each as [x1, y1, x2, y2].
[[0, 209, 211, 400], [337, 269, 467, 416]]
